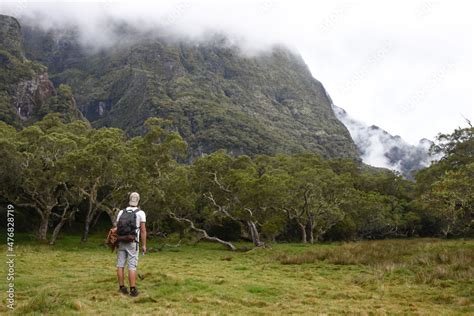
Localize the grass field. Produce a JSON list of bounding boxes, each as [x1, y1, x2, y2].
[[1, 236, 473, 315]]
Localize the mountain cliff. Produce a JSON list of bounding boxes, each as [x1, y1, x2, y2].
[[3, 14, 438, 175], [18, 21, 359, 160], [0, 15, 85, 127]]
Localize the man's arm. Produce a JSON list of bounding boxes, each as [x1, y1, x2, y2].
[[114, 210, 122, 227], [140, 222, 147, 254]]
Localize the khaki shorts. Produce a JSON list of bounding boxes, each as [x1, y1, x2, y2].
[[116, 242, 138, 270]]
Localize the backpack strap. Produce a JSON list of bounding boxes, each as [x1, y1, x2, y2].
[[133, 209, 140, 247], [116, 209, 125, 224], [124, 208, 139, 213]]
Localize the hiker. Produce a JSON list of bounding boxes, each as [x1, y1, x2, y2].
[[115, 192, 147, 297]]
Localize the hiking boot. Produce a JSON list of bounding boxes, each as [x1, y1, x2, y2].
[[119, 286, 128, 295], [130, 287, 139, 297]]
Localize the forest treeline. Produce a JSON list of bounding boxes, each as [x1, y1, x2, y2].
[[0, 114, 472, 247]]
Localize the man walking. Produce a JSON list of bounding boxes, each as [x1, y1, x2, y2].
[[115, 192, 147, 297]]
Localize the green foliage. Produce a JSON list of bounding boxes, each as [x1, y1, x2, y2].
[[0, 114, 471, 244], [0, 113, 190, 242], [36, 84, 84, 122], [0, 114, 84, 241], [417, 164, 473, 237], [430, 126, 474, 164], [0, 48, 43, 89], [0, 91, 19, 126], [414, 125, 474, 237]]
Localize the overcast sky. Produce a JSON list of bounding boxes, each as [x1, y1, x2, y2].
[[1, 0, 472, 144]]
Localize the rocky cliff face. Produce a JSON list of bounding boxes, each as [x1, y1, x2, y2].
[[0, 14, 24, 59], [21, 24, 360, 160], [14, 72, 56, 120], [0, 15, 85, 126]]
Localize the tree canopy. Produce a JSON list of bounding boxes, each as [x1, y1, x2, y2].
[[1, 116, 472, 246]]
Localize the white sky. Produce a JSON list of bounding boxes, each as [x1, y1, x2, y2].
[[1, 0, 472, 144]]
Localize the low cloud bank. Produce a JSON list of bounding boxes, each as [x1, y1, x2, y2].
[[333, 105, 438, 178]]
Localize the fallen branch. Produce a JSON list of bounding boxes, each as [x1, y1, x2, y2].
[[164, 239, 182, 248], [148, 239, 182, 252], [168, 212, 237, 251]]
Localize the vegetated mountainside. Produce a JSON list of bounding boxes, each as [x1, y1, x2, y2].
[[333, 105, 435, 178], [0, 15, 85, 127], [20, 21, 359, 160]]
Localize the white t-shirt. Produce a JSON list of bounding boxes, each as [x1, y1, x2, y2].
[[115, 207, 146, 242]]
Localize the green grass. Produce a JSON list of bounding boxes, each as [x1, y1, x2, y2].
[[0, 236, 473, 315]]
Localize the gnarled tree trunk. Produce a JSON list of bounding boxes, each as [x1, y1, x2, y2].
[[37, 204, 56, 241], [307, 214, 315, 244], [19, 201, 56, 242], [37, 215, 50, 242], [80, 179, 100, 242], [297, 220, 307, 244], [50, 203, 78, 245], [50, 220, 66, 245], [81, 195, 98, 242], [247, 220, 264, 247], [82, 216, 92, 242]]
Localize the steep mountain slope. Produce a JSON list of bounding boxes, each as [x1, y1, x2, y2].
[[333, 105, 435, 178], [20, 22, 359, 160], [0, 15, 85, 127]]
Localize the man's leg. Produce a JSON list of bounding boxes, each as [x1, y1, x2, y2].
[[126, 242, 139, 296], [129, 269, 136, 287], [116, 244, 129, 294], [117, 267, 125, 286]]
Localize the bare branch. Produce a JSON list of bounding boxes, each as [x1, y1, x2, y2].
[[244, 208, 254, 217], [207, 171, 231, 193], [168, 212, 236, 251], [204, 192, 238, 221]]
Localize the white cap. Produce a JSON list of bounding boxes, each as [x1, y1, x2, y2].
[[129, 192, 140, 207]]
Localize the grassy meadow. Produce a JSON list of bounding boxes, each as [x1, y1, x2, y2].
[[1, 236, 473, 315]]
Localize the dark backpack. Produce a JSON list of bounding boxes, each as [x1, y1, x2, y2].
[[117, 209, 139, 241]]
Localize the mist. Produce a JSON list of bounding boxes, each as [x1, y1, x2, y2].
[[333, 105, 438, 177], [1, 1, 307, 55]]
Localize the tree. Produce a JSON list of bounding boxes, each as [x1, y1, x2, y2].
[[63, 127, 137, 241], [48, 184, 80, 245], [417, 163, 473, 237], [129, 118, 188, 220], [276, 155, 346, 243], [0, 114, 86, 241], [414, 125, 474, 237], [162, 164, 240, 251], [192, 152, 287, 247], [430, 125, 474, 166]]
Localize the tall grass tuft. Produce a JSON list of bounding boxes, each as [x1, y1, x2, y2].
[[276, 239, 474, 285], [17, 291, 72, 314]]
